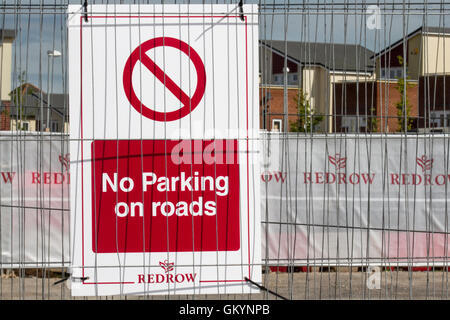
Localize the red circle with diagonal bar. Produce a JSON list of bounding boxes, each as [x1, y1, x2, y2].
[[123, 37, 206, 122]]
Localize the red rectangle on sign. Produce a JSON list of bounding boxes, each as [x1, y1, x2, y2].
[[91, 139, 240, 253]]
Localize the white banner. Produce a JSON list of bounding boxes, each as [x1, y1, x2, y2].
[[261, 133, 450, 266], [1, 133, 449, 271], [0, 133, 70, 267]]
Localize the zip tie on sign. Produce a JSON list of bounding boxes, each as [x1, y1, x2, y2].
[[244, 277, 289, 300], [238, 0, 245, 21], [83, 0, 88, 22]]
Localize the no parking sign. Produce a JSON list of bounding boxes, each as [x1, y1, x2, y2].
[[68, 4, 260, 296], [123, 37, 207, 121]]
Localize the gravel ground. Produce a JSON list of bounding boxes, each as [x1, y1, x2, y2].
[[1, 269, 450, 300]]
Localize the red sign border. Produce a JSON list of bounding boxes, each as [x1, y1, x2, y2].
[[79, 14, 251, 286]]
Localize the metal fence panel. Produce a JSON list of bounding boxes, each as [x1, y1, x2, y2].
[[0, 0, 450, 300]]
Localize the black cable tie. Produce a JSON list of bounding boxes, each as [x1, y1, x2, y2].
[[53, 276, 89, 286], [83, 0, 88, 23], [238, 0, 245, 22], [244, 277, 289, 300]]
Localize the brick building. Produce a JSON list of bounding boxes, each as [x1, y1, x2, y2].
[[367, 26, 450, 132], [373, 26, 450, 81], [8, 83, 69, 132], [260, 26, 450, 133], [259, 40, 375, 132]]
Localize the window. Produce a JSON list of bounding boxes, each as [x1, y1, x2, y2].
[[273, 75, 280, 84], [341, 116, 367, 132], [21, 121, 29, 131], [430, 111, 450, 127], [51, 120, 60, 132], [390, 70, 396, 79], [287, 73, 299, 85], [272, 119, 282, 132], [380, 67, 405, 79]]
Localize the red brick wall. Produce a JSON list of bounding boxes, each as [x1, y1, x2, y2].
[[0, 101, 10, 131], [260, 87, 300, 131], [262, 81, 419, 133], [377, 81, 418, 132]]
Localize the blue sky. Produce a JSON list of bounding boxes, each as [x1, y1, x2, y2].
[[3, 0, 450, 93]]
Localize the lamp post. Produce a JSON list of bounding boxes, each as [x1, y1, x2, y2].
[[283, 66, 289, 133], [46, 50, 61, 131]]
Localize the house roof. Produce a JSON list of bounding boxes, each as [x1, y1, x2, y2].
[[371, 26, 450, 59], [260, 40, 375, 73], [9, 83, 68, 120]]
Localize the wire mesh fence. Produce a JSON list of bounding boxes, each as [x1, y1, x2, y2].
[[0, 0, 450, 300]]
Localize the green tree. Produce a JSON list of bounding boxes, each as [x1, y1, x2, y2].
[[368, 106, 378, 132], [290, 89, 323, 132], [395, 56, 414, 132]]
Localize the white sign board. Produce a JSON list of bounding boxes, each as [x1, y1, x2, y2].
[[68, 4, 260, 296]]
